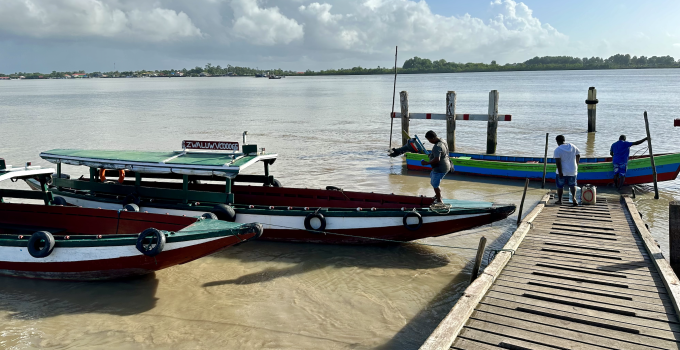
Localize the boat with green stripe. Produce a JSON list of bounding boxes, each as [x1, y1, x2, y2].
[[30, 138, 516, 244]]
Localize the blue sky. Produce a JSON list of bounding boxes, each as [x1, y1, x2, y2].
[[0, 0, 679, 72]]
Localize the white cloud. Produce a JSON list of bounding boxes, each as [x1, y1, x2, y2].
[[231, 0, 304, 45], [0, 0, 202, 42]]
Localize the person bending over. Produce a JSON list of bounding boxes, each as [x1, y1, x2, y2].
[[610, 135, 647, 189]]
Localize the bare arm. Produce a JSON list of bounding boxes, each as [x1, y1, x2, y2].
[[632, 137, 648, 146], [576, 154, 581, 168]]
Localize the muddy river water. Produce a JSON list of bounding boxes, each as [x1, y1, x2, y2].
[[1, 69, 679, 349]]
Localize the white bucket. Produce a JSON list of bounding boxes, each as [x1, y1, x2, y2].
[[581, 185, 597, 205]]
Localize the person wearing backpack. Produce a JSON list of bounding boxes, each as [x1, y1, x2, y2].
[[420, 130, 451, 204]]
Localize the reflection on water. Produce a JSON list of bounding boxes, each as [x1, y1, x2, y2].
[[1, 69, 680, 349]]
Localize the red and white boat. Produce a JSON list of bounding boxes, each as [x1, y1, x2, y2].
[[30, 139, 516, 244], [0, 160, 262, 280]]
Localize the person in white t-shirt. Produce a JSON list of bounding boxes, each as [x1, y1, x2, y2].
[[553, 135, 581, 206]]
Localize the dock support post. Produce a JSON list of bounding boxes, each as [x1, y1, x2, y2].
[[643, 111, 659, 199], [517, 178, 530, 226], [470, 236, 487, 282], [541, 133, 549, 189], [670, 202, 680, 274], [446, 91, 456, 152], [400, 91, 410, 146], [486, 90, 499, 154], [587, 87, 598, 132]]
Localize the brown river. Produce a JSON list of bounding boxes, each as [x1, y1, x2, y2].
[[1, 70, 679, 349]]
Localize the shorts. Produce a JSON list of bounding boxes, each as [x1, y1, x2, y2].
[[613, 162, 627, 176], [430, 171, 447, 188], [556, 175, 577, 189]]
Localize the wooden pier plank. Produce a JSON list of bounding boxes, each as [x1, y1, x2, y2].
[[421, 195, 680, 350]]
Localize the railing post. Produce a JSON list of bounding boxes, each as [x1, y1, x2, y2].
[[670, 201, 680, 274], [587, 87, 598, 132], [446, 91, 456, 152], [400, 91, 410, 145], [487, 90, 499, 154]]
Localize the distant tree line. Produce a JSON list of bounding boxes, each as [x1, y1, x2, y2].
[[2, 54, 678, 78]]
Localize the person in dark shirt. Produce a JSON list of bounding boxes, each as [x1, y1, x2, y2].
[[610, 135, 647, 189], [420, 130, 451, 204]]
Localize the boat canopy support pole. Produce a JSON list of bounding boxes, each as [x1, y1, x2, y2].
[[182, 175, 189, 204], [225, 178, 233, 203], [38, 174, 54, 205], [135, 173, 142, 188], [56, 163, 61, 178], [89, 167, 97, 182], [486, 90, 499, 154], [446, 91, 457, 152], [264, 162, 270, 186]]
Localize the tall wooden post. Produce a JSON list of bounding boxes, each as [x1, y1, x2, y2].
[[670, 202, 680, 274], [470, 236, 487, 282], [446, 91, 457, 152], [487, 90, 499, 154], [586, 87, 598, 132], [541, 133, 549, 189], [644, 111, 659, 199], [400, 91, 410, 146]]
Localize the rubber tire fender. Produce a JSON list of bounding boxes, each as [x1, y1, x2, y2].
[[52, 196, 67, 206], [212, 204, 236, 222], [272, 179, 283, 187], [136, 228, 166, 257], [124, 203, 140, 212], [304, 212, 326, 233], [243, 223, 264, 240], [326, 186, 343, 191], [403, 212, 423, 231], [201, 212, 218, 220], [27, 231, 56, 258]]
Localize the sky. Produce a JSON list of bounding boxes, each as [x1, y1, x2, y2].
[[1, 0, 679, 73]]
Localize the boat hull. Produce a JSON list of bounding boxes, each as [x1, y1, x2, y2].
[[43, 193, 515, 244], [0, 203, 256, 280], [405, 152, 680, 186]]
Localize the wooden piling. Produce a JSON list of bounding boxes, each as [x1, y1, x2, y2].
[[516, 178, 530, 225], [446, 91, 456, 152], [487, 90, 499, 154], [586, 87, 598, 132], [670, 201, 680, 274], [541, 133, 549, 189], [470, 236, 487, 282], [400, 91, 409, 146], [643, 111, 659, 199]]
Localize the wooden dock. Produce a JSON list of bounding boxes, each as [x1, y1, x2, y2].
[[421, 194, 680, 350]]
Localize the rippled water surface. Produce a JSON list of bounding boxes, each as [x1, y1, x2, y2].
[[1, 70, 679, 349]]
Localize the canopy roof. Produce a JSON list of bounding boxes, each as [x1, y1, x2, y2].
[[40, 149, 277, 178]]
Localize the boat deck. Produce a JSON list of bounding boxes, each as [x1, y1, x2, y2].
[[421, 194, 680, 349]]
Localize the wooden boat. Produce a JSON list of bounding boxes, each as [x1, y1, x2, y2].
[[0, 161, 262, 280], [405, 151, 680, 186], [30, 139, 516, 244]]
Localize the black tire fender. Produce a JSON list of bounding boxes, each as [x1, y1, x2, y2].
[[243, 223, 264, 240], [304, 213, 326, 232], [27, 231, 55, 258], [201, 212, 218, 220], [326, 186, 343, 191], [52, 196, 67, 206], [136, 228, 166, 257], [124, 203, 140, 212], [272, 179, 283, 187], [403, 212, 423, 231], [212, 204, 236, 222]]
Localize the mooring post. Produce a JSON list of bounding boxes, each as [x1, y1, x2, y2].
[[643, 111, 659, 199], [446, 91, 457, 152], [517, 178, 530, 226], [586, 87, 598, 132], [670, 202, 680, 274], [400, 91, 410, 146], [470, 236, 487, 282], [541, 133, 549, 189], [487, 90, 499, 154]]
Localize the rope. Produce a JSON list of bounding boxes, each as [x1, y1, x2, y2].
[[264, 222, 484, 251]]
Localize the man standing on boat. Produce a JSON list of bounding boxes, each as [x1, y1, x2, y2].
[[610, 135, 648, 189], [554, 135, 581, 206], [420, 130, 451, 204]]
